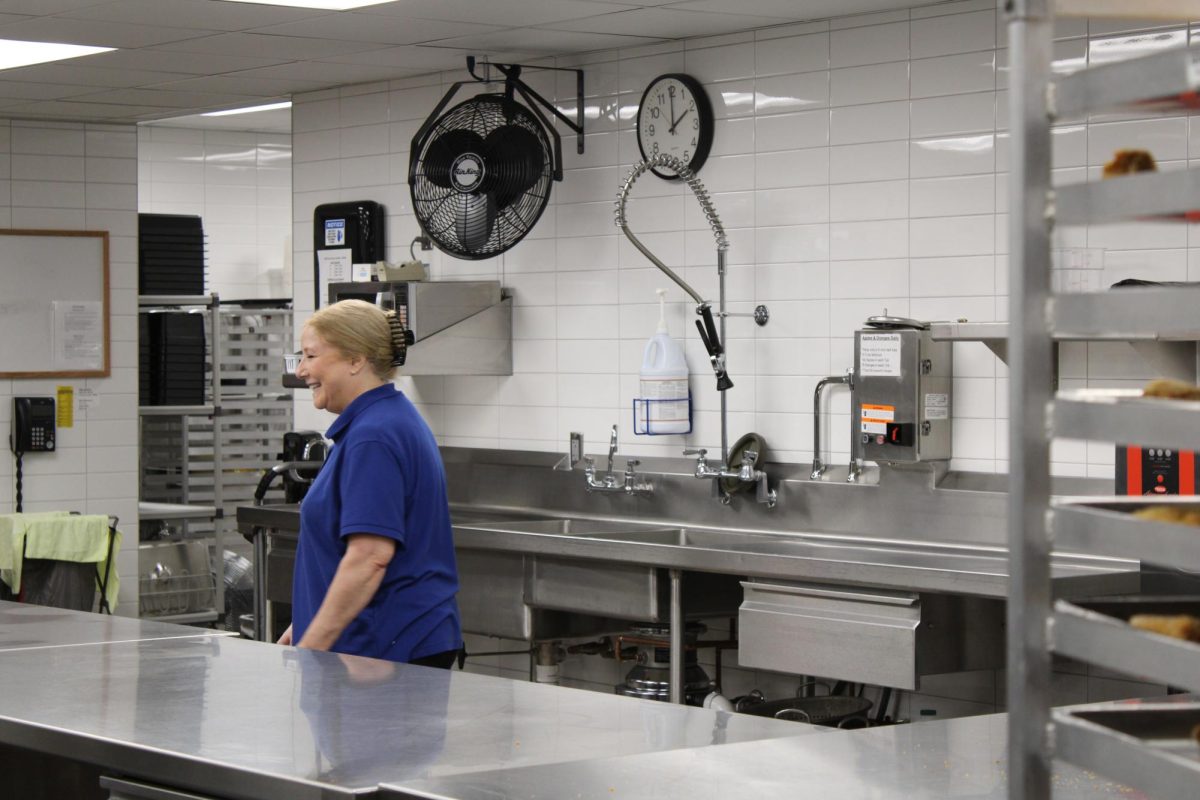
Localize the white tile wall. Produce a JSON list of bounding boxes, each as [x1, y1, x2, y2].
[[138, 127, 292, 300], [0, 119, 141, 616], [291, 11, 1200, 475]]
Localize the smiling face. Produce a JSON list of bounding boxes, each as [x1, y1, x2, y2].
[[296, 326, 364, 415]]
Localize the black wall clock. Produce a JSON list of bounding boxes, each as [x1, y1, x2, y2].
[[636, 73, 714, 180]]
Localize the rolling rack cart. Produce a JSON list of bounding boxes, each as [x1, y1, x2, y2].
[[1007, 2, 1200, 798]]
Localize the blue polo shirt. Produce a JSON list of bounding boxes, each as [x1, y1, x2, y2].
[[291, 383, 461, 662]]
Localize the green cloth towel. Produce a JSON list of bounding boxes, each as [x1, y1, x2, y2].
[[0, 512, 121, 612]]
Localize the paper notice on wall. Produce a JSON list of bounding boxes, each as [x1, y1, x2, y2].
[[858, 333, 902, 377], [52, 301, 103, 371], [56, 386, 74, 428], [77, 387, 98, 412], [317, 248, 353, 307]]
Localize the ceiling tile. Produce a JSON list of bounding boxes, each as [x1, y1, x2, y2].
[[0, 16, 218, 48], [665, 0, 913, 19], [151, 31, 391, 60], [229, 59, 418, 86], [0, 1, 110, 14], [0, 62, 179, 87], [149, 73, 326, 97], [426, 27, 664, 55], [71, 87, 257, 109], [316, 45, 477, 71], [544, 8, 790, 37], [0, 79, 88, 100], [143, 107, 292, 134], [3, 99, 165, 119], [83, 48, 288, 75], [65, 0, 330, 31], [358, 0, 638, 27], [249, 13, 502, 45]]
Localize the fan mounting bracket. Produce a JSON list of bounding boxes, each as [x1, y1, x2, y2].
[[468, 56, 585, 165]]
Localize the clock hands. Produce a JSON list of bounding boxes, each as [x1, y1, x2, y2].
[[668, 106, 691, 134]]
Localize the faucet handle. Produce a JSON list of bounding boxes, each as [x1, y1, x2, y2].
[[683, 448, 708, 458], [741, 449, 758, 466], [624, 458, 640, 471]]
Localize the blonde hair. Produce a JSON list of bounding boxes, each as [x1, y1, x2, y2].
[[305, 300, 398, 380]]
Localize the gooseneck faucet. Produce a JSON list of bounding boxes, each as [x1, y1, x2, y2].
[[615, 154, 774, 507], [583, 425, 652, 496]]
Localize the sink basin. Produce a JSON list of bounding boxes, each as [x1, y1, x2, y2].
[[461, 518, 671, 537], [574, 528, 752, 548]]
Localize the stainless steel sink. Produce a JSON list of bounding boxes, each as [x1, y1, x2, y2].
[[574, 528, 750, 548], [461, 518, 672, 537]]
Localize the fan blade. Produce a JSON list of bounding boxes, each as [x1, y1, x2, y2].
[[482, 125, 546, 209], [423, 129, 486, 189], [455, 192, 497, 252]]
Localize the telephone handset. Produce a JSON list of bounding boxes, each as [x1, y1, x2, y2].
[[12, 397, 55, 453]]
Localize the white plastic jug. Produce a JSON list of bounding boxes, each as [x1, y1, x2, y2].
[[638, 289, 690, 434]]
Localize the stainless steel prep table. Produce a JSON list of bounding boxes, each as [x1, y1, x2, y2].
[[0, 633, 803, 800], [379, 710, 1133, 800], [0, 598, 235, 652]]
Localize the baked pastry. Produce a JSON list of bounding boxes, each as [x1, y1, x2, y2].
[[1129, 613, 1200, 643], [1132, 506, 1200, 527], [1143, 378, 1200, 400], [1192, 723, 1200, 744], [1103, 149, 1157, 178]]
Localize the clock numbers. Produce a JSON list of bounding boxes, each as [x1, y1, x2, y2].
[[637, 74, 712, 179]]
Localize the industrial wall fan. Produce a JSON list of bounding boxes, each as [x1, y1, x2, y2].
[[409, 58, 584, 260]]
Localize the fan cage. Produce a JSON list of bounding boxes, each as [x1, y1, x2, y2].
[[411, 93, 554, 260]]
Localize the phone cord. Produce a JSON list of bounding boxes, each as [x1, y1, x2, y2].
[[14, 451, 22, 513]]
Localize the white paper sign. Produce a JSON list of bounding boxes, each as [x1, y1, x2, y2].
[[859, 333, 902, 377], [351, 263, 373, 282], [317, 248, 353, 306], [924, 393, 949, 420], [77, 387, 98, 411], [52, 301, 103, 370]]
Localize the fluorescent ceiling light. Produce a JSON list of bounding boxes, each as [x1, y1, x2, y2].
[[0, 39, 113, 71], [203, 101, 293, 117], [217, 0, 395, 9]]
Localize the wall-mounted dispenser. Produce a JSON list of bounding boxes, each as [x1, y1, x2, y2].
[[853, 316, 952, 465]]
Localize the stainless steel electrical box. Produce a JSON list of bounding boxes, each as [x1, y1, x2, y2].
[[853, 318, 952, 464]]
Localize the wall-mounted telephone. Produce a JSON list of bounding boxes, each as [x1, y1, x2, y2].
[[12, 397, 55, 453]]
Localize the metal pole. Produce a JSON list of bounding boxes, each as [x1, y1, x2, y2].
[[717, 249, 728, 467], [253, 530, 268, 641], [1006, 2, 1054, 799], [669, 569, 683, 704]]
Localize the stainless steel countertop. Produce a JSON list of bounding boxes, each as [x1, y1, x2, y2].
[[0, 600, 233, 652], [0, 634, 803, 800], [236, 505, 1138, 598], [379, 711, 1132, 800]]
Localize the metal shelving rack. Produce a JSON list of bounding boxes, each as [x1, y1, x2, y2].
[[1008, 3, 1200, 799], [138, 293, 224, 622]]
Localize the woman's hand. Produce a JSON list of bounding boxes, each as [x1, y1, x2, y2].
[[277, 624, 294, 646]]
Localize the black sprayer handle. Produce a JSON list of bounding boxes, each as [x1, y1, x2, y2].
[[695, 319, 715, 356], [697, 305, 722, 356]]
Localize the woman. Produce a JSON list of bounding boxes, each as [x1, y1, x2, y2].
[[278, 299, 461, 668]]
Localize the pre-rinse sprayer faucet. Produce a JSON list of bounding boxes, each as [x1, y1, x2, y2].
[[616, 154, 775, 508]]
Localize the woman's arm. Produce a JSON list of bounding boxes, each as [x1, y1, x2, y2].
[[296, 533, 397, 651]]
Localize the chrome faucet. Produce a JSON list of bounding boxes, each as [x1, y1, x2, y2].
[[684, 447, 776, 507], [811, 371, 859, 482], [583, 425, 652, 496]]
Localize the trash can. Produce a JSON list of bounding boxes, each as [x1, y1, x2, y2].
[[20, 558, 96, 611]]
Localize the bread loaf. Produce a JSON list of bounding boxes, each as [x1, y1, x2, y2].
[[1132, 505, 1200, 527], [1128, 614, 1200, 643], [1103, 149, 1157, 178], [1143, 378, 1200, 400]]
